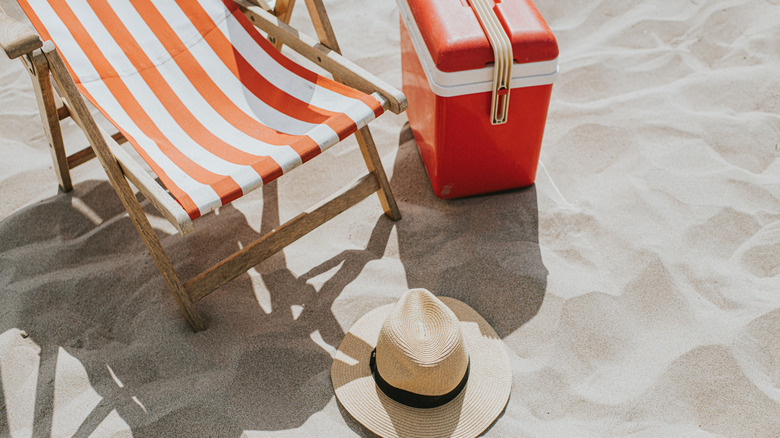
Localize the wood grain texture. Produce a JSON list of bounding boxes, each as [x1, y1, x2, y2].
[[235, 0, 407, 114], [27, 50, 72, 191], [0, 8, 42, 59], [271, 0, 295, 50], [65, 146, 95, 169], [355, 125, 401, 221], [303, 0, 340, 53], [110, 131, 128, 145]]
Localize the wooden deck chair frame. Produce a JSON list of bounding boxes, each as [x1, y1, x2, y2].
[[0, 0, 406, 331]]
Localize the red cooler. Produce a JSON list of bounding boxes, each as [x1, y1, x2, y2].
[[398, 0, 559, 198]]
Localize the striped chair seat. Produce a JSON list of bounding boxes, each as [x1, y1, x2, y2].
[[18, 0, 385, 219]]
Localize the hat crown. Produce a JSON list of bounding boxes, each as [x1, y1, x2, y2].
[[375, 289, 469, 397]]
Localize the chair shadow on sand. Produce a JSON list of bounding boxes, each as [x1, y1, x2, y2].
[[0, 177, 393, 436], [0, 125, 546, 437]]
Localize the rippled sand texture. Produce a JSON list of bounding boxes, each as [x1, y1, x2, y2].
[[1, 0, 779, 436], [526, 0, 780, 435]]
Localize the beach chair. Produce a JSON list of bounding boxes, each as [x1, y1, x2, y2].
[[0, 0, 405, 331]]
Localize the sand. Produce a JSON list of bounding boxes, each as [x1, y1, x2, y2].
[[1, 0, 779, 436]]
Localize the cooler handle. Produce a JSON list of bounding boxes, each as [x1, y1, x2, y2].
[[470, 0, 513, 125]]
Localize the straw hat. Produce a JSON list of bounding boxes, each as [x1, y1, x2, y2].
[[331, 288, 511, 438]]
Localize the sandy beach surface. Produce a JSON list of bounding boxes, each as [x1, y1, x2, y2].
[[1, 0, 779, 436]]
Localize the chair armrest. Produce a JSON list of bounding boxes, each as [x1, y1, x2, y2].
[[0, 6, 42, 59], [233, 0, 407, 114]]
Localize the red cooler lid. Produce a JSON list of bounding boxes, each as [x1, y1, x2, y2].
[[406, 0, 558, 73]]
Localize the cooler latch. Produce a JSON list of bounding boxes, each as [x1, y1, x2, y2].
[[470, 0, 513, 125]]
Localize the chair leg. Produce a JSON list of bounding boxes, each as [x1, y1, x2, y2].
[[106, 183, 208, 331], [303, 0, 341, 53], [43, 43, 207, 331], [28, 49, 72, 192], [129, 209, 208, 332], [354, 125, 401, 221]]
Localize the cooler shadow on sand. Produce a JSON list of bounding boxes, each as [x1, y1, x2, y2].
[[391, 122, 548, 339]]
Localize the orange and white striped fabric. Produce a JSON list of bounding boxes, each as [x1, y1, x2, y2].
[[18, 0, 385, 219]]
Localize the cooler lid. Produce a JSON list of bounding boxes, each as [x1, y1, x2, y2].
[[399, 0, 558, 97], [404, 0, 558, 73]]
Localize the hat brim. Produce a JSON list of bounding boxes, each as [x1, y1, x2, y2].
[[331, 297, 512, 438]]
